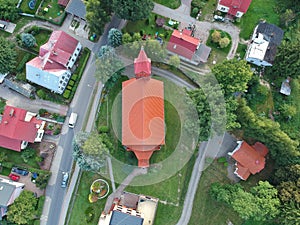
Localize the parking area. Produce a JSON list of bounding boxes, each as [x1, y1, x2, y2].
[[0, 174, 44, 197]]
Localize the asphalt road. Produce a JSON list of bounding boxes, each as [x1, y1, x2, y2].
[[43, 15, 123, 225]]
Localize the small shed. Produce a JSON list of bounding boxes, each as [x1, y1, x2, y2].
[[4, 78, 35, 98]]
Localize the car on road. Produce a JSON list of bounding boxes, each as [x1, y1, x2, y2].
[[61, 172, 69, 188], [12, 167, 29, 176], [214, 15, 225, 22], [9, 173, 20, 181]]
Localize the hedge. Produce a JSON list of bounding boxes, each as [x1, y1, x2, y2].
[[63, 90, 71, 99], [71, 74, 78, 81], [69, 80, 75, 86], [66, 85, 72, 90], [16, 53, 31, 72], [36, 195, 46, 217]]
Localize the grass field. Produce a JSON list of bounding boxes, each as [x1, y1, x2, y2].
[[237, 0, 280, 39], [19, 0, 42, 14], [68, 172, 110, 225], [191, 0, 216, 20], [32, 28, 52, 52], [155, 0, 181, 9], [39, 0, 64, 20]]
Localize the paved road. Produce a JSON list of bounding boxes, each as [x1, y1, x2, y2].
[[39, 15, 124, 225]]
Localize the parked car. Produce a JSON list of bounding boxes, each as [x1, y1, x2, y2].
[[214, 15, 225, 22], [61, 172, 69, 188], [12, 167, 29, 176], [9, 173, 20, 181]]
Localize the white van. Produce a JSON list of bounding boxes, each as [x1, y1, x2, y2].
[[68, 112, 78, 128]]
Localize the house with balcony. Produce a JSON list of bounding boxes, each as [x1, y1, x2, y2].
[[216, 0, 252, 18], [0, 178, 25, 220], [245, 22, 284, 67], [26, 31, 82, 94], [0, 105, 46, 151]]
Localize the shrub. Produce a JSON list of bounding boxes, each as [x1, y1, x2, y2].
[[39, 108, 48, 116], [0, 152, 8, 162], [35, 173, 51, 189], [15, 72, 27, 81], [37, 89, 47, 99], [71, 74, 78, 81], [21, 148, 36, 163], [21, 33, 36, 48], [54, 127, 61, 135], [66, 85, 72, 90], [122, 33, 132, 43], [219, 37, 230, 48], [211, 30, 221, 43], [69, 80, 75, 86], [99, 126, 109, 133], [16, 53, 31, 72], [217, 157, 227, 163], [63, 90, 71, 99], [192, 7, 199, 17], [145, 18, 150, 25]]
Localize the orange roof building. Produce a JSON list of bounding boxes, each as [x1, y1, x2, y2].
[[228, 141, 269, 180], [122, 48, 165, 167]]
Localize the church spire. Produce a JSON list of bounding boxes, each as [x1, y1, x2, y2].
[[134, 46, 151, 78]]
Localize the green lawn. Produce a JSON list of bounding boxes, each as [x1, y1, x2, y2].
[[0, 147, 40, 170], [20, 0, 42, 14], [68, 172, 110, 225], [122, 13, 173, 41], [126, 155, 196, 225], [237, 0, 280, 39], [189, 160, 243, 225], [236, 43, 247, 59], [206, 30, 231, 66], [39, 0, 64, 20], [191, 0, 217, 20], [154, 0, 181, 9], [32, 28, 52, 52]]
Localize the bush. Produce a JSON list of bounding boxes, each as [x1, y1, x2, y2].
[[66, 85, 72, 90], [37, 89, 47, 99], [16, 72, 27, 81], [69, 80, 75, 86], [71, 74, 78, 81], [192, 7, 199, 17], [0, 162, 14, 169], [16, 53, 31, 72], [39, 108, 48, 116], [54, 127, 61, 135], [21, 149, 36, 163], [219, 37, 230, 48], [35, 172, 51, 189], [63, 90, 71, 99], [0, 152, 8, 162], [217, 157, 227, 163], [98, 126, 109, 133]]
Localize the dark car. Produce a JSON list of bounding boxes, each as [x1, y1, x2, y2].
[[12, 167, 29, 176], [61, 172, 69, 188], [9, 173, 20, 181]]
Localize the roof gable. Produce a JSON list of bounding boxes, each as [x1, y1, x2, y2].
[[134, 47, 151, 77], [219, 0, 252, 13]]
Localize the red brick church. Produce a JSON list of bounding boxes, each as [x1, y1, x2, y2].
[[122, 47, 165, 167]]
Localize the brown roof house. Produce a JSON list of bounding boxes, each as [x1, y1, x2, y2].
[[122, 47, 165, 167], [228, 141, 269, 180]]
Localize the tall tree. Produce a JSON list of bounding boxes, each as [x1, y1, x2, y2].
[[7, 191, 37, 225], [85, 0, 111, 36], [279, 202, 300, 225], [212, 59, 253, 96], [95, 46, 124, 84], [0, 0, 20, 22], [108, 28, 123, 47], [0, 36, 17, 74], [112, 0, 154, 21]]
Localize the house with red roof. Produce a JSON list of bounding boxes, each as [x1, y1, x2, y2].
[[216, 0, 252, 18], [122, 47, 165, 168], [167, 29, 211, 64], [26, 31, 82, 94], [58, 0, 70, 7], [228, 141, 269, 180], [0, 105, 46, 151]]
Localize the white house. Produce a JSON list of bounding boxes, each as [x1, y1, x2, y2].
[[246, 22, 284, 67], [26, 31, 82, 94]]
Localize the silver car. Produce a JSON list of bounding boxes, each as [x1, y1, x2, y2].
[[61, 172, 69, 188]]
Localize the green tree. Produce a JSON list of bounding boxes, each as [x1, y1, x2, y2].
[[278, 179, 300, 204], [219, 37, 230, 48], [122, 33, 132, 43], [265, 41, 300, 79], [212, 59, 253, 96], [72, 132, 112, 172], [35, 173, 51, 189], [95, 46, 124, 84], [279, 103, 297, 119], [112, 0, 154, 21], [168, 55, 180, 68], [0, 36, 17, 74], [279, 202, 300, 225], [21, 33, 36, 48], [211, 30, 221, 43], [108, 28, 123, 47], [237, 98, 300, 166], [0, 0, 20, 22], [280, 9, 296, 27], [132, 32, 141, 42], [7, 191, 37, 225], [85, 0, 111, 36]]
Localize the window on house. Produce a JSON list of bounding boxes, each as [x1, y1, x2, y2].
[[221, 7, 226, 10]]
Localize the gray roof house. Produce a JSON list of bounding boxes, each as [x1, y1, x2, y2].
[[246, 22, 284, 67], [0, 178, 25, 220], [65, 0, 86, 20]]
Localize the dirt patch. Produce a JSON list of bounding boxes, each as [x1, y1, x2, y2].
[[31, 141, 56, 171]]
